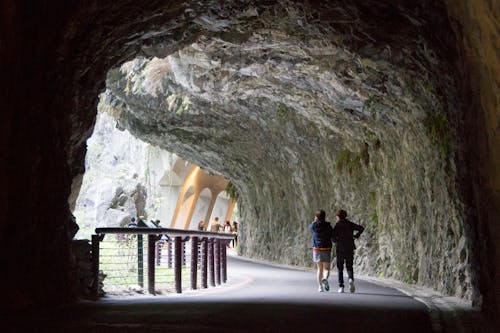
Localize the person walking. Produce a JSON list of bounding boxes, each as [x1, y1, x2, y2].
[[231, 221, 238, 248], [332, 209, 364, 293], [308, 210, 334, 292]]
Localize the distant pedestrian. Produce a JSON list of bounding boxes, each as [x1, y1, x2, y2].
[[308, 210, 334, 292], [224, 221, 232, 233], [153, 219, 164, 265], [210, 217, 221, 232], [332, 209, 364, 293], [224, 221, 232, 247], [128, 217, 137, 227], [232, 221, 238, 248], [198, 220, 205, 231]]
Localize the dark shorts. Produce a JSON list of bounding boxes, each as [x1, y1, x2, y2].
[[313, 250, 331, 263]]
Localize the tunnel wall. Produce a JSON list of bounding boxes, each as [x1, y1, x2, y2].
[[0, 0, 498, 320], [445, 0, 500, 317]]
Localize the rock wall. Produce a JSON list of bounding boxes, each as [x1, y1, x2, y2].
[[444, 0, 500, 316], [73, 105, 175, 239], [0, 0, 498, 319], [102, 1, 470, 300]]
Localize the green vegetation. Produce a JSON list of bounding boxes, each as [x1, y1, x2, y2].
[[367, 133, 381, 149], [276, 102, 290, 123], [423, 111, 453, 160], [225, 181, 239, 200], [405, 273, 415, 284], [221, 135, 234, 144], [165, 94, 191, 115], [178, 95, 191, 115], [335, 149, 351, 172], [362, 94, 381, 117], [335, 144, 370, 175]]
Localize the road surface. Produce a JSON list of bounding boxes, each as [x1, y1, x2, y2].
[[4, 255, 433, 332]]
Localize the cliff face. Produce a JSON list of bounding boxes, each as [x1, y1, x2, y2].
[[1, 0, 498, 317], [73, 109, 175, 239]]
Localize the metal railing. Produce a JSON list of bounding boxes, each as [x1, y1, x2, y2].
[[91, 227, 235, 297]]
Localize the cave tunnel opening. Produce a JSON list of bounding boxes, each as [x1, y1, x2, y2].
[[82, 0, 474, 302], [2, 0, 499, 330], [72, 108, 239, 240]]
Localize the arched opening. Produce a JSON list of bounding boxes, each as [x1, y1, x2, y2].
[[2, 0, 498, 327]]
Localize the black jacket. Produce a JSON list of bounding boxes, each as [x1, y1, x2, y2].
[[332, 219, 364, 253]]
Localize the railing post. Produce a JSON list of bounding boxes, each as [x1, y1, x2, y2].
[[215, 238, 221, 285], [167, 240, 172, 268], [93, 228, 234, 294], [148, 235, 156, 295], [208, 238, 215, 287], [182, 241, 186, 267], [190, 237, 199, 290], [156, 238, 162, 266], [174, 236, 182, 293], [91, 234, 100, 299], [222, 240, 227, 283], [137, 234, 144, 288], [201, 238, 208, 289]]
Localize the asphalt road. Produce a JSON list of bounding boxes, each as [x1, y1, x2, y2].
[[4, 255, 433, 332]]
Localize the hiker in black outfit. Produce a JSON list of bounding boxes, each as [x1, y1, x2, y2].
[[332, 209, 364, 293]]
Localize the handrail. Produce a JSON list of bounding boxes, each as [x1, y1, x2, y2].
[[91, 227, 235, 298], [95, 227, 235, 239]]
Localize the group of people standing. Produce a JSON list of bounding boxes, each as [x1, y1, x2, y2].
[[198, 217, 239, 247], [309, 209, 364, 293]]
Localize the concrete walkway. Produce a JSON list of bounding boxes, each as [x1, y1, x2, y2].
[[4, 255, 466, 332]]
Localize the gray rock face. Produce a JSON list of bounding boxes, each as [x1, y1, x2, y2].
[[101, 1, 471, 300], [74, 110, 175, 238]]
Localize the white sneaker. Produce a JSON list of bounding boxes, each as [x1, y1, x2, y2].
[[321, 278, 330, 291], [349, 279, 355, 293], [318, 286, 324, 292], [338, 287, 344, 293]]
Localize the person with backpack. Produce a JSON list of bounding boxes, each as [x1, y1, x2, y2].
[[332, 209, 364, 293], [308, 210, 334, 292]]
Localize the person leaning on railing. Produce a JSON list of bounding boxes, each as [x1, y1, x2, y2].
[[198, 220, 205, 231]]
